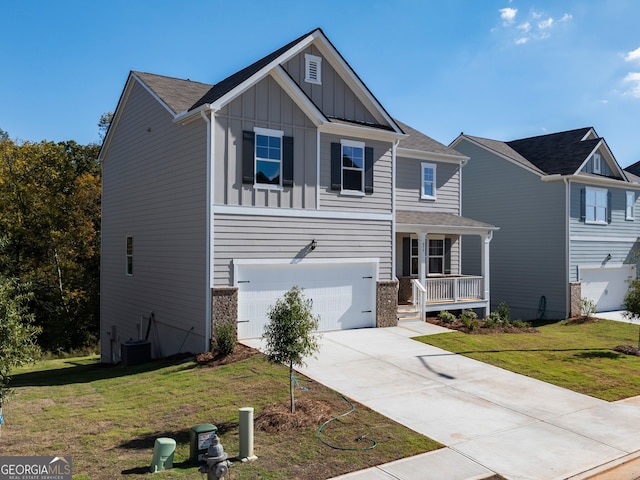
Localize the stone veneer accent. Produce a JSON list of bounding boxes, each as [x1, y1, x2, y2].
[[398, 276, 416, 304], [211, 287, 238, 349], [569, 282, 581, 318], [377, 280, 398, 328]]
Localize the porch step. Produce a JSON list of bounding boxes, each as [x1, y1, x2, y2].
[[397, 304, 422, 321]]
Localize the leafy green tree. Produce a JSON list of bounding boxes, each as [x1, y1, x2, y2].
[[0, 277, 41, 437], [0, 134, 100, 352], [98, 112, 113, 143], [262, 286, 320, 413]]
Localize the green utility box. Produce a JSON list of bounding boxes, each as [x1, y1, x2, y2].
[[190, 423, 218, 463], [150, 437, 176, 473]]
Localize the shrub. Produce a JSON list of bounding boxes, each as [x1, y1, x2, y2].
[[496, 302, 511, 323], [438, 310, 457, 324], [483, 311, 502, 328], [579, 297, 596, 318], [214, 322, 237, 357], [461, 310, 479, 330], [511, 319, 531, 328]]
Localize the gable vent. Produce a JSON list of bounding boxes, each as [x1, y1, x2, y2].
[[305, 54, 322, 85]]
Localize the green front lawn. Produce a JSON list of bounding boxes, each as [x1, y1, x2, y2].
[[3, 348, 441, 479], [416, 318, 640, 401]]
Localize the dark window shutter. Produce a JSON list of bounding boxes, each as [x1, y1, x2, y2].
[[331, 142, 341, 191], [580, 188, 586, 221], [282, 136, 294, 187], [444, 238, 452, 275], [607, 191, 612, 224], [242, 131, 255, 184], [402, 237, 411, 276], [364, 146, 374, 194]]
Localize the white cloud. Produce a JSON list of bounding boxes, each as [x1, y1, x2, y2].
[[496, 6, 572, 45], [500, 7, 518, 24], [624, 72, 640, 98], [625, 47, 640, 64], [538, 18, 554, 29]]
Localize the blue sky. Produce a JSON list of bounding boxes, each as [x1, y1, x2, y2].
[[2, 0, 640, 166]]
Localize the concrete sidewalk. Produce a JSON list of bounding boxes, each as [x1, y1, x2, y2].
[[244, 320, 640, 480]]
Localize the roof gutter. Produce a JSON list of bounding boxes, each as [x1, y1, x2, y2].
[[541, 173, 640, 189], [174, 103, 211, 125]]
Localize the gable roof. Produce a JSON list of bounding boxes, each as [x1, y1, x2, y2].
[[395, 119, 465, 159], [505, 127, 598, 175], [133, 72, 212, 115], [461, 134, 544, 174], [625, 159, 640, 177]]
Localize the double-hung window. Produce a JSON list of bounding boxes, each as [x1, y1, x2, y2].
[[410, 238, 419, 275], [627, 191, 635, 220], [585, 187, 608, 224], [341, 139, 365, 192], [428, 237, 445, 275], [254, 127, 283, 187], [421, 163, 436, 200]]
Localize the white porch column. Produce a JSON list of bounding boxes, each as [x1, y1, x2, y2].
[[482, 231, 493, 316], [418, 231, 427, 288]]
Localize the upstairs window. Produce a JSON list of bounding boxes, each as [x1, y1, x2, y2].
[[254, 127, 283, 187], [421, 163, 436, 200], [593, 153, 602, 174], [304, 54, 322, 85], [627, 191, 635, 220], [330, 140, 374, 194], [242, 129, 294, 188], [583, 186, 609, 224], [126, 236, 133, 275]]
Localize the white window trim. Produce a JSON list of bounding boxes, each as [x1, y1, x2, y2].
[[304, 54, 322, 85], [253, 127, 284, 190], [593, 153, 602, 174], [427, 235, 445, 276], [585, 186, 608, 225], [421, 162, 437, 200], [627, 191, 635, 221], [340, 139, 365, 194]]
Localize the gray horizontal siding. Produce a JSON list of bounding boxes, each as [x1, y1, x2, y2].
[[319, 134, 393, 213], [101, 80, 208, 361], [213, 214, 392, 285], [396, 157, 459, 213], [457, 139, 567, 319], [283, 46, 378, 125], [215, 75, 317, 209], [569, 181, 640, 281]]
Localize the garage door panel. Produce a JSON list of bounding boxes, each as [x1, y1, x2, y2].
[[236, 261, 376, 339], [580, 266, 635, 312]]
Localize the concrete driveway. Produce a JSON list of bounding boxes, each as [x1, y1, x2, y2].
[[244, 320, 640, 480]]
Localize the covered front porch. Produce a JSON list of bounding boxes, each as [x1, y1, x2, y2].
[[396, 211, 498, 319]]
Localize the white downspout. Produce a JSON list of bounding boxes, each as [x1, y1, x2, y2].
[[201, 107, 216, 352], [483, 231, 493, 317], [391, 139, 398, 279], [564, 177, 571, 317], [316, 129, 321, 210]]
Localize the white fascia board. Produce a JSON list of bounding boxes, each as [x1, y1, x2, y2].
[[396, 223, 499, 235], [574, 139, 603, 175], [542, 174, 640, 189], [174, 103, 210, 125], [213, 204, 392, 222], [455, 135, 546, 177], [210, 37, 316, 112], [581, 128, 598, 141], [318, 122, 406, 143], [397, 147, 468, 165], [312, 35, 402, 133], [270, 66, 326, 126], [131, 72, 177, 118]]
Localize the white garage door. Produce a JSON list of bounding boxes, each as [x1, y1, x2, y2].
[[235, 260, 377, 339], [580, 265, 636, 312]]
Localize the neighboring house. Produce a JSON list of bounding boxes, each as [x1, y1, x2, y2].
[[99, 28, 495, 363], [451, 127, 640, 320]]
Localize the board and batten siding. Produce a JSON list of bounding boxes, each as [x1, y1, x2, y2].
[[214, 75, 318, 209], [456, 139, 567, 319], [101, 80, 209, 362], [396, 156, 460, 213], [213, 214, 392, 286], [319, 134, 393, 213], [568, 181, 640, 281], [282, 46, 378, 125]]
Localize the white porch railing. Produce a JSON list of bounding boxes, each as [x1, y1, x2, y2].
[[424, 276, 484, 302], [411, 278, 427, 320]]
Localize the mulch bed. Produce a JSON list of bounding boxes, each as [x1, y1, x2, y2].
[[425, 317, 538, 334], [255, 399, 334, 433], [614, 345, 640, 356], [195, 343, 261, 366]]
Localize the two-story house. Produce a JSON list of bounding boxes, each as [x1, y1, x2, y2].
[[451, 128, 640, 320], [99, 28, 496, 363]]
